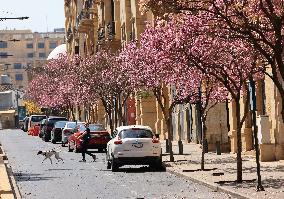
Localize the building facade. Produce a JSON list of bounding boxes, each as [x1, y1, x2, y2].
[[0, 29, 65, 89], [63, 0, 284, 162], [64, 0, 229, 153]]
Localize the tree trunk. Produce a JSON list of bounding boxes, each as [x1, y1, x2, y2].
[[167, 113, 174, 162], [251, 109, 265, 191], [108, 111, 114, 133], [235, 98, 243, 183], [70, 106, 75, 122], [114, 97, 118, 128], [201, 122, 207, 171]]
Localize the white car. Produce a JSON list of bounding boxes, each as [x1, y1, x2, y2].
[[61, 121, 85, 147], [106, 125, 162, 172]]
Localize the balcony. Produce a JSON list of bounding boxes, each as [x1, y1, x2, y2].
[[64, 0, 71, 7], [76, 9, 96, 33], [66, 26, 73, 43]]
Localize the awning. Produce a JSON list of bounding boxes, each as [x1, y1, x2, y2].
[[0, 110, 15, 114]]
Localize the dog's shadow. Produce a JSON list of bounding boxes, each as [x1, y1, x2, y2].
[[13, 172, 60, 182]]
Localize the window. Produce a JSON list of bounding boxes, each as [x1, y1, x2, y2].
[[26, 43, 33, 48], [12, 34, 21, 40], [14, 63, 22, 69], [31, 116, 46, 122], [15, 74, 23, 81], [38, 43, 45, 48], [27, 53, 34, 58], [0, 52, 8, 58], [39, 53, 46, 58], [120, 129, 153, 139], [0, 42, 7, 48], [49, 42, 57, 49], [25, 34, 33, 39]]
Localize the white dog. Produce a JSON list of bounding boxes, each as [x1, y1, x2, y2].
[[37, 147, 63, 164]]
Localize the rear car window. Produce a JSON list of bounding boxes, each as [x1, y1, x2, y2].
[[67, 123, 77, 129], [80, 124, 105, 132], [54, 121, 68, 128], [47, 118, 68, 126], [31, 116, 46, 122], [120, 129, 153, 139]]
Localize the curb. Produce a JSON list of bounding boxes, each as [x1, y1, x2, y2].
[[0, 143, 21, 199], [166, 166, 250, 199]]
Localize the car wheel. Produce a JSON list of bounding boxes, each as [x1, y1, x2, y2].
[[68, 142, 73, 152], [43, 135, 49, 142], [51, 139, 56, 144], [151, 157, 163, 171], [111, 158, 119, 172], [106, 152, 111, 169], [107, 161, 111, 169]]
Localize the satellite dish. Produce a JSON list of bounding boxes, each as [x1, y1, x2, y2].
[[0, 74, 12, 85]]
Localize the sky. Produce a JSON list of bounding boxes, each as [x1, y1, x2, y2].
[[0, 0, 65, 32]]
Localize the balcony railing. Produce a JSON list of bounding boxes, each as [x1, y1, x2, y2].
[[75, 9, 95, 33], [64, 0, 71, 7], [66, 25, 73, 43]]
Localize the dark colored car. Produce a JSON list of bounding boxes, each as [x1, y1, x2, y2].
[[68, 124, 111, 153], [51, 121, 69, 144], [42, 116, 68, 142]]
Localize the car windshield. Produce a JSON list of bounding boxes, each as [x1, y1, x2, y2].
[[79, 124, 105, 132], [47, 118, 67, 127], [120, 129, 153, 139], [31, 116, 46, 122], [54, 121, 68, 128]]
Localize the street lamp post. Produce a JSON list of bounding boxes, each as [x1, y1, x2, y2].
[[0, 17, 29, 21]]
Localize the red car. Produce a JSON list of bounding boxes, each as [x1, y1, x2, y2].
[[68, 124, 111, 153]]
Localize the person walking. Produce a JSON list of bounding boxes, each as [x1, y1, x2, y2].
[[78, 127, 96, 162]]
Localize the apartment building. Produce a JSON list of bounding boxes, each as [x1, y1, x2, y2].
[[0, 29, 65, 89]]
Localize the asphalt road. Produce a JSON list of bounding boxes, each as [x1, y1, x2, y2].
[[0, 129, 233, 199]]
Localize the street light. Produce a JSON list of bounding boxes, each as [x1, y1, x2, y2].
[[0, 17, 29, 21]]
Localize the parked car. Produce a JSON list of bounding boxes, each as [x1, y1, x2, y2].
[[50, 121, 69, 144], [68, 123, 111, 153], [42, 116, 68, 142], [38, 119, 46, 138], [21, 116, 30, 132], [61, 122, 85, 147], [106, 125, 162, 172], [27, 115, 47, 135]]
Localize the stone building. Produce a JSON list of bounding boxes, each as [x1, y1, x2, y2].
[[0, 29, 65, 89], [66, 1, 284, 163], [64, 0, 230, 154]]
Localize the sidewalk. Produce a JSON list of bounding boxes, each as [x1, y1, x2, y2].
[[0, 143, 18, 199], [162, 141, 284, 199]]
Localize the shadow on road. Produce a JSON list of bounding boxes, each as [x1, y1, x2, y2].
[[47, 168, 72, 171], [114, 165, 166, 173], [13, 172, 60, 182]]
